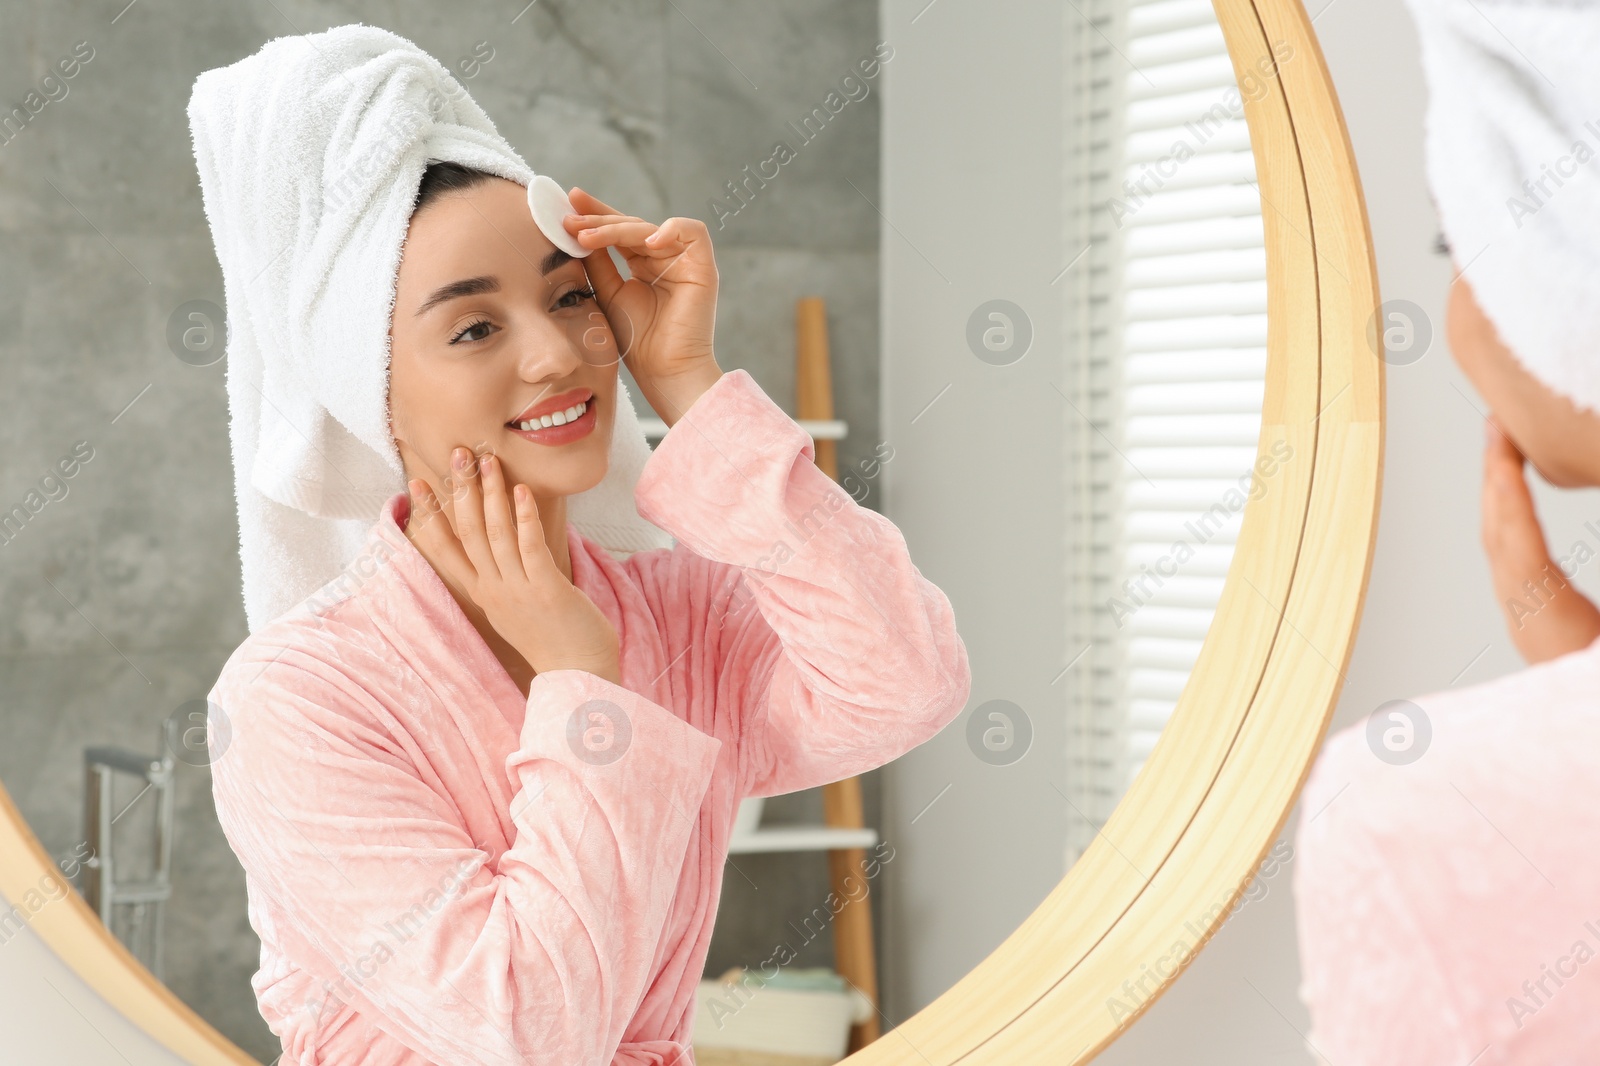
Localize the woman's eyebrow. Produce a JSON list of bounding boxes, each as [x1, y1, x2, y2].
[[415, 275, 499, 317], [539, 248, 574, 275], [413, 252, 576, 317]]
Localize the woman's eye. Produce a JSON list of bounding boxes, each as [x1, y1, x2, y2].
[[555, 286, 596, 310], [450, 318, 494, 345], [448, 290, 592, 343]]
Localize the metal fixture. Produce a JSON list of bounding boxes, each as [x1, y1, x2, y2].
[[80, 718, 178, 980]]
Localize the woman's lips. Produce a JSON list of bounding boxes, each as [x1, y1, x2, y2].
[[505, 396, 598, 446]]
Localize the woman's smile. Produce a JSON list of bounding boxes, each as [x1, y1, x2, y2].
[[505, 387, 599, 446]]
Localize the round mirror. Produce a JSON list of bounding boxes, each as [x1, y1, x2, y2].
[[0, 0, 1377, 1061]]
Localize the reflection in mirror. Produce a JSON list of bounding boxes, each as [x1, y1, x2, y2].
[[0, 1, 1273, 1063]]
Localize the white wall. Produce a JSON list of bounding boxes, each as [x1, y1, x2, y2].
[[0, 922, 186, 1063], [874, 0, 1076, 1026], [879, 0, 1600, 1060]]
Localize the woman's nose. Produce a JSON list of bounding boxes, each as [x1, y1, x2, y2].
[[514, 313, 589, 379]]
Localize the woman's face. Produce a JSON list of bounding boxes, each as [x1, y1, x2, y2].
[[388, 175, 619, 502], [1446, 273, 1600, 488]]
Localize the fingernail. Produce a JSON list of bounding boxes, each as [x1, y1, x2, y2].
[[645, 230, 662, 245], [565, 212, 581, 223], [479, 454, 492, 473], [453, 448, 469, 470]]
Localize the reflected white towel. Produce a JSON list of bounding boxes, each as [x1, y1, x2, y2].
[[186, 23, 671, 634], [1405, 0, 1600, 413]]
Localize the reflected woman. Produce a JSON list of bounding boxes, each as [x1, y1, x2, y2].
[[1295, 0, 1600, 1060]]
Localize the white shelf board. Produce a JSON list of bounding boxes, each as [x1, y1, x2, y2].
[[725, 825, 879, 855], [640, 418, 848, 441]]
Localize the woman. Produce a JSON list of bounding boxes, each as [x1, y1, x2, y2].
[[1294, 0, 1600, 1061], [190, 26, 969, 1066]]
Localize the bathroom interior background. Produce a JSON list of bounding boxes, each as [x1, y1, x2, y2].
[[8, 1, 1600, 1065], [0, 2, 886, 1059]]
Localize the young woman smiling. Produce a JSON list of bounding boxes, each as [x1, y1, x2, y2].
[[204, 158, 972, 1066]]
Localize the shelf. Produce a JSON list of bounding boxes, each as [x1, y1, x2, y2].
[[726, 825, 879, 855], [640, 417, 848, 441]]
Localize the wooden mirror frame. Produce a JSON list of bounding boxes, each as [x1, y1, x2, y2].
[[0, 0, 1379, 1058]]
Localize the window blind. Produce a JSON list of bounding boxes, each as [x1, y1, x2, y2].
[[1064, 0, 1267, 864]]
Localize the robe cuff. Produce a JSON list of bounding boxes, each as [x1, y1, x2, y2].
[[633, 367, 846, 569], [514, 668, 723, 823]]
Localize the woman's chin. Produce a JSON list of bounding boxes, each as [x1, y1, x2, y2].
[[507, 455, 611, 500]]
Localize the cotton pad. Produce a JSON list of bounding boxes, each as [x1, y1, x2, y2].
[[527, 174, 591, 259]]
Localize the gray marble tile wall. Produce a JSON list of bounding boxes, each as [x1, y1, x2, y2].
[[0, 2, 884, 1059]]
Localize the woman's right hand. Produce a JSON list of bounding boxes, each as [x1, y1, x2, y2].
[[406, 447, 622, 685], [1481, 418, 1600, 664]]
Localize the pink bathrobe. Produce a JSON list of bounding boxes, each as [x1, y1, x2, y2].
[[1295, 634, 1600, 1064], [206, 369, 970, 1066]]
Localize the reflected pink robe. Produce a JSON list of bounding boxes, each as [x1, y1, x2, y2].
[[206, 369, 970, 1065], [1295, 635, 1600, 1064]]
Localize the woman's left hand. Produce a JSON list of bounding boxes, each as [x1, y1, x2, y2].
[[1481, 416, 1600, 663], [564, 188, 723, 425]]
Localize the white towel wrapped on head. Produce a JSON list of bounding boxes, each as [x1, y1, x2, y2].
[[186, 23, 671, 634], [1405, 0, 1600, 413]]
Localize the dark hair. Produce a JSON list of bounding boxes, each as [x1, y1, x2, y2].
[[412, 160, 497, 216]]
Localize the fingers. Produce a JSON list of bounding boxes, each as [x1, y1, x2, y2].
[[512, 483, 560, 587], [405, 478, 476, 590], [1481, 419, 1546, 566], [579, 233, 627, 308], [476, 453, 525, 583], [642, 215, 709, 258], [447, 447, 503, 582], [1483, 417, 1527, 481], [396, 436, 466, 544], [562, 190, 635, 270], [568, 186, 621, 217], [567, 214, 708, 259], [1479, 419, 1573, 664], [564, 186, 713, 291], [565, 196, 708, 262], [571, 219, 674, 256]]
